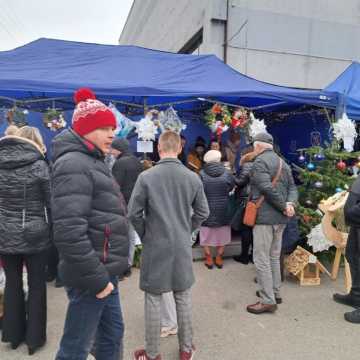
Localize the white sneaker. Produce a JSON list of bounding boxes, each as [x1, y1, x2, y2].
[[160, 327, 178, 338]]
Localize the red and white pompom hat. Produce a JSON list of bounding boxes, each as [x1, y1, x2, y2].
[[72, 88, 116, 137]]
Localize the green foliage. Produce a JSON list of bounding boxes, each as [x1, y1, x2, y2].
[[296, 143, 358, 240], [133, 245, 143, 268]]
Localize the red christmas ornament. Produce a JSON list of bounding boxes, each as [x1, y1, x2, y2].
[[336, 160, 347, 172], [231, 117, 241, 128]]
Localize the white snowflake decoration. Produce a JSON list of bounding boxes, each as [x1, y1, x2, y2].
[[333, 112, 357, 152], [307, 224, 333, 253], [135, 114, 158, 141], [158, 107, 187, 134], [249, 112, 268, 137]]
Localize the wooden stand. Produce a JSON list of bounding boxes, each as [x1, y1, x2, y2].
[[331, 247, 352, 294], [285, 246, 331, 286], [319, 195, 352, 294]]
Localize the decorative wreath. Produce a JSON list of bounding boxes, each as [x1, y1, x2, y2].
[[43, 109, 67, 132], [205, 103, 249, 137]]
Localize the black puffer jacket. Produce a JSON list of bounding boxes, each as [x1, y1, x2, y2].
[[52, 130, 129, 295], [0, 136, 51, 254], [200, 162, 234, 227], [112, 151, 143, 204], [344, 176, 360, 227], [235, 162, 253, 199]]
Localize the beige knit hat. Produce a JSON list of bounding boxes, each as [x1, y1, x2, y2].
[[204, 150, 221, 163]]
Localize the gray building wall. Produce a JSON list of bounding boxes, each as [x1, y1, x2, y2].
[[120, 0, 360, 89]]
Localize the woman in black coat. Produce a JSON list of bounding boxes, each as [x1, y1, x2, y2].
[[200, 150, 234, 269], [0, 126, 51, 355], [233, 146, 255, 264]]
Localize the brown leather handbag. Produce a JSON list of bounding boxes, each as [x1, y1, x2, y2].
[[243, 159, 283, 227]]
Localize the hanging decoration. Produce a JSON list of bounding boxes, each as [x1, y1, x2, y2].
[[7, 107, 28, 127], [205, 103, 232, 136], [310, 131, 322, 147], [157, 106, 186, 134], [231, 107, 249, 129], [43, 108, 67, 131], [307, 162, 316, 171], [336, 160, 347, 172], [307, 224, 333, 253], [298, 153, 306, 163], [109, 103, 136, 138], [332, 112, 357, 152], [314, 181, 323, 189], [249, 112, 267, 138], [135, 110, 159, 141], [314, 152, 325, 161]]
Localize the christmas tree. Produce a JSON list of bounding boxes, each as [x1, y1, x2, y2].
[[296, 142, 360, 240]]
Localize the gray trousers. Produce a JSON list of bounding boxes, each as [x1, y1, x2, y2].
[[161, 292, 177, 329], [145, 289, 192, 358], [253, 224, 286, 305]]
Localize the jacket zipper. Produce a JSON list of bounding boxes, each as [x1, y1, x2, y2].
[[103, 224, 111, 263]]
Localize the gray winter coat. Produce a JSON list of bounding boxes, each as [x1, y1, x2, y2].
[[250, 149, 298, 225], [128, 158, 209, 294]]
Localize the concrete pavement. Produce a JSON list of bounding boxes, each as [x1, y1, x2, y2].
[[1, 260, 359, 360]]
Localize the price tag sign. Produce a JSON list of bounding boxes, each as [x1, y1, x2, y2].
[[137, 141, 153, 153]]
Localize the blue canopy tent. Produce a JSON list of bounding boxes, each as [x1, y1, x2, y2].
[[0, 38, 339, 159], [324, 62, 360, 120], [0, 38, 335, 111]]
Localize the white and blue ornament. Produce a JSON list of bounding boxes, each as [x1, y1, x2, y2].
[[109, 103, 137, 138], [307, 162, 316, 171], [314, 153, 325, 161], [314, 181, 323, 189], [335, 187, 343, 193], [298, 154, 306, 163]]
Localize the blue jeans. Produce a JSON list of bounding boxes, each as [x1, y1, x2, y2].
[[55, 278, 124, 360]]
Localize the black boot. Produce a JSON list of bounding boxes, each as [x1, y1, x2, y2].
[[344, 309, 360, 324], [233, 254, 250, 264], [333, 292, 360, 308]]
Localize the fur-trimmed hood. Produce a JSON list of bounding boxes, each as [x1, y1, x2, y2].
[[0, 135, 45, 170]]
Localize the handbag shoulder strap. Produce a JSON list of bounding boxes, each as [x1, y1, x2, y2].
[[255, 158, 283, 208], [272, 159, 283, 186]]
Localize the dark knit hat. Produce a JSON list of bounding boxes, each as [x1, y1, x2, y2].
[[252, 132, 273, 145], [111, 138, 129, 153], [72, 88, 116, 137]]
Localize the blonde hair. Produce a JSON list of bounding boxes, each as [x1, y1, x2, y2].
[[159, 131, 181, 154], [17, 126, 46, 153], [5, 125, 19, 136]]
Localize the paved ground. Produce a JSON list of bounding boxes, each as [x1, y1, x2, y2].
[[1, 260, 360, 360]]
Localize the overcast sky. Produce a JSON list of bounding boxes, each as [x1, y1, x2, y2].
[[0, 0, 134, 51]]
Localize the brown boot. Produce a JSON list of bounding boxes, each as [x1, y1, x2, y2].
[[246, 301, 277, 314], [204, 254, 214, 269], [215, 255, 223, 269]]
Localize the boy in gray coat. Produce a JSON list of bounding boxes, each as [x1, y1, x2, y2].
[[129, 131, 209, 360]]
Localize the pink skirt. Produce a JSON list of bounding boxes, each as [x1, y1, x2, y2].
[[200, 226, 231, 247]]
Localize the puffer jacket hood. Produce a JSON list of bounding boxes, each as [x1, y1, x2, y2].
[[203, 162, 226, 178], [0, 136, 44, 170], [52, 128, 103, 163]]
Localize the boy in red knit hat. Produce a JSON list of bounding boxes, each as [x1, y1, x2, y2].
[[52, 88, 129, 360]]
